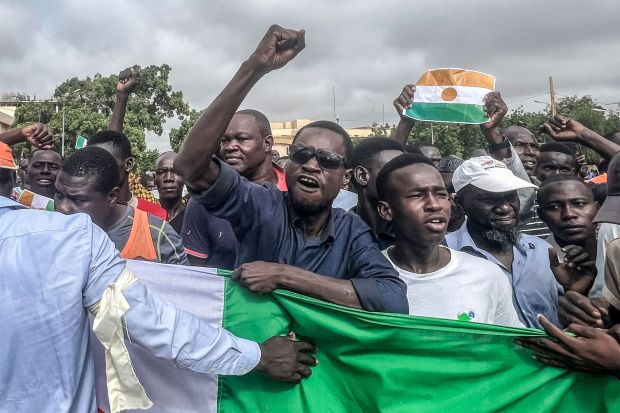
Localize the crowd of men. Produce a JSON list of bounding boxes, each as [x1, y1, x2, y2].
[[2, 24, 620, 411]]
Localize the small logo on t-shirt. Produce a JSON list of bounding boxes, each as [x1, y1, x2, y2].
[[457, 310, 476, 322]]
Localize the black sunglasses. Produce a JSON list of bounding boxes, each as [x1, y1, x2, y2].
[[289, 144, 345, 170]]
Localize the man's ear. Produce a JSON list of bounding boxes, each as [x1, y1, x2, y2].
[[125, 157, 135, 173], [377, 200, 393, 222], [353, 166, 369, 187], [108, 186, 120, 205], [264, 135, 274, 153], [342, 168, 352, 189]]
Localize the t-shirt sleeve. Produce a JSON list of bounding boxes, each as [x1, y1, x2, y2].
[[346, 228, 409, 314], [83, 217, 127, 307], [181, 199, 211, 259], [603, 238, 620, 311], [156, 219, 189, 265]]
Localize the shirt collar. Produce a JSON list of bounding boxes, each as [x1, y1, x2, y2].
[[0, 195, 25, 210], [285, 194, 336, 244]]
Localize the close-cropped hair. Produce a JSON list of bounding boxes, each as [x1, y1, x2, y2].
[[376, 153, 434, 201]]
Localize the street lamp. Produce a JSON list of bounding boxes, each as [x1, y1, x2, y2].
[[61, 88, 81, 156]]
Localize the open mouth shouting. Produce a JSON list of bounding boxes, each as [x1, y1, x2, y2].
[[296, 174, 320, 192]]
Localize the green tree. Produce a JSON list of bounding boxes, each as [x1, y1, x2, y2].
[[169, 109, 202, 152], [12, 64, 190, 173]]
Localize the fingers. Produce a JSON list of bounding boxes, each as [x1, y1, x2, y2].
[[541, 122, 560, 139], [230, 268, 240, 281], [566, 291, 602, 319], [566, 322, 599, 339], [548, 247, 560, 267], [539, 315, 579, 348], [298, 352, 318, 366], [559, 295, 603, 327], [296, 364, 312, 378], [294, 340, 317, 354]]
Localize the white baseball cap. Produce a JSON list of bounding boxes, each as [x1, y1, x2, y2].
[[453, 156, 538, 194]]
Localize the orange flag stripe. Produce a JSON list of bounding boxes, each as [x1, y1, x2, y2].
[[416, 69, 495, 89]]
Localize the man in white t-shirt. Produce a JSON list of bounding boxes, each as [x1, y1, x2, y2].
[[375, 153, 523, 327]]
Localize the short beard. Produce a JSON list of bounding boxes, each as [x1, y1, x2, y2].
[[290, 196, 331, 216], [482, 228, 520, 248]]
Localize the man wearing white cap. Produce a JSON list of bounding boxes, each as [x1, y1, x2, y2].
[[446, 156, 562, 328]]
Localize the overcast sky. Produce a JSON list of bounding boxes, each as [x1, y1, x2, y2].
[[1, 0, 619, 151]]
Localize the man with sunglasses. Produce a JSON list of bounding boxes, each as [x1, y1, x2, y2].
[[175, 25, 408, 314]]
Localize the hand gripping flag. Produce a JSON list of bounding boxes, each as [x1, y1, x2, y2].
[[405, 68, 495, 124]]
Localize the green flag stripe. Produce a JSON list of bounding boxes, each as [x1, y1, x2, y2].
[[218, 281, 620, 412], [405, 102, 488, 124]]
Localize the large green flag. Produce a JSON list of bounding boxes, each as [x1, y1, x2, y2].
[[220, 278, 620, 412], [93, 262, 620, 412]]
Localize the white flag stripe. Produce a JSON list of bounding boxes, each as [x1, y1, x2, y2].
[[414, 85, 491, 105], [94, 261, 226, 413]]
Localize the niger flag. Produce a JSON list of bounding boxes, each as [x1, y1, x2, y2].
[[405, 68, 495, 124]]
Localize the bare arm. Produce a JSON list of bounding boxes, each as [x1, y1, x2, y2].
[[232, 261, 362, 309], [175, 25, 306, 191], [0, 123, 53, 149], [109, 67, 140, 132], [480, 91, 510, 160], [542, 115, 620, 159], [392, 84, 416, 146]]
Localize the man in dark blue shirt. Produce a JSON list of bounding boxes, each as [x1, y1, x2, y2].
[[175, 24, 407, 314]]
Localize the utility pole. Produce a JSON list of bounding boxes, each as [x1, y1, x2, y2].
[[382, 104, 385, 126], [549, 76, 557, 116]]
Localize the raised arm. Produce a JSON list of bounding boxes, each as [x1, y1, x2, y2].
[[109, 67, 140, 132], [392, 84, 416, 146], [480, 91, 510, 160], [0, 123, 53, 149], [174, 25, 305, 191], [542, 115, 620, 159]]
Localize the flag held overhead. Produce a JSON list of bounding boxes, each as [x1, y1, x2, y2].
[[404, 68, 496, 124]]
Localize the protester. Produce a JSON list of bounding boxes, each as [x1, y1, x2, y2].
[[55, 146, 188, 265], [350, 137, 404, 249], [376, 153, 523, 326], [0, 193, 318, 412], [140, 172, 156, 192], [17, 158, 28, 188], [406, 141, 442, 167], [25, 149, 62, 199], [499, 125, 540, 179], [446, 157, 561, 328], [102, 66, 167, 218], [534, 142, 577, 183], [181, 108, 286, 268], [87, 130, 167, 220], [436, 154, 465, 232], [0, 143, 17, 197], [155, 151, 186, 233], [175, 25, 407, 313], [537, 175, 600, 296]]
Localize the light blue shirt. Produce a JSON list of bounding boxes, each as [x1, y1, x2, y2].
[[446, 222, 561, 328], [0, 197, 260, 413]]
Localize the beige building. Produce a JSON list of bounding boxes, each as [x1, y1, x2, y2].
[[270, 118, 374, 156], [0, 106, 16, 132]]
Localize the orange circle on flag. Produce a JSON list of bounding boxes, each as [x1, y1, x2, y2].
[[441, 87, 458, 101]]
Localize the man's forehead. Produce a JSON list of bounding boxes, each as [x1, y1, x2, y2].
[[538, 151, 574, 164], [295, 127, 346, 155], [57, 173, 96, 192], [393, 163, 442, 186], [541, 181, 591, 201], [156, 153, 176, 169], [32, 151, 61, 163], [227, 114, 262, 136]]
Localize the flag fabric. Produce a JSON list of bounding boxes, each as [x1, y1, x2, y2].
[[75, 135, 88, 149], [404, 68, 495, 124], [95, 261, 620, 413], [13, 187, 54, 211]]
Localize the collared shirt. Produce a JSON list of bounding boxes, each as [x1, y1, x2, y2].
[[191, 159, 408, 313], [446, 222, 561, 328], [0, 196, 259, 413]]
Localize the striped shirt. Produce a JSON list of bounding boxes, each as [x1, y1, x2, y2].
[[517, 201, 551, 239]]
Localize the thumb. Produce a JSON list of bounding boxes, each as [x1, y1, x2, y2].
[[548, 247, 561, 268]]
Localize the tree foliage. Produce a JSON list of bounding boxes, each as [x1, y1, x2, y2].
[[12, 64, 190, 173], [169, 109, 202, 152]]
